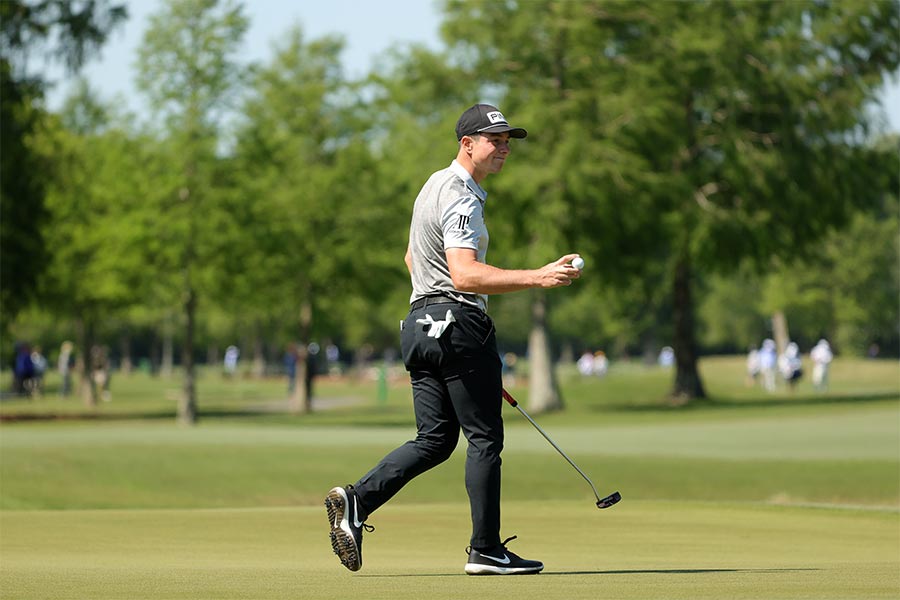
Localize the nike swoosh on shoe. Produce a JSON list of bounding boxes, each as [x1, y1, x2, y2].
[[352, 502, 364, 529], [480, 553, 511, 565]]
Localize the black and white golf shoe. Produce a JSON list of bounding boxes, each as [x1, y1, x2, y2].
[[325, 485, 373, 572], [465, 535, 543, 575]]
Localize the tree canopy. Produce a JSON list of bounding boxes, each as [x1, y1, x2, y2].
[[1, 0, 127, 333], [4, 0, 897, 416]]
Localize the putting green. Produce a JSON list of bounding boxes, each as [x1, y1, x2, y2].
[[1, 501, 896, 599]]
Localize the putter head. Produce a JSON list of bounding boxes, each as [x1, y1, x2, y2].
[[596, 491, 621, 509]]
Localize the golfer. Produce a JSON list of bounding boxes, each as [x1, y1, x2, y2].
[[326, 103, 580, 575]]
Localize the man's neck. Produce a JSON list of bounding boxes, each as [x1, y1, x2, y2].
[[455, 150, 487, 184]]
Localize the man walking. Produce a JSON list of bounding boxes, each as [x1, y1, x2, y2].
[[326, 103, 581, 575]]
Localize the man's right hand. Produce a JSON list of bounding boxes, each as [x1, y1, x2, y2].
[[533, 254, 582, 288]]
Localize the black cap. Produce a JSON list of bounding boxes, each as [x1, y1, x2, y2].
[[455, 104, 527, 141]]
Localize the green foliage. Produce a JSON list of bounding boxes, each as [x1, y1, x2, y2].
[[229, 25, 398, 345], [0, 0, 128, 73], [131, 0, 252, 420], [36, 113, 153, 317], [0, 67, 49, 333], [0, 0, 127, 333], [699, 197, 900, 354], [136, 0, 248, 131], [6, 1, 898, 389], [697, 265, 769, 352], [440, 0, 899, 397]]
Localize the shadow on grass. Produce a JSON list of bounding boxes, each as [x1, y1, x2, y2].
[[360, 567, 820, 578], [544, 568, 821, 576], [0, 403, 416, 426], [0, 409, 180, 423], [4, 391, 896, 424]]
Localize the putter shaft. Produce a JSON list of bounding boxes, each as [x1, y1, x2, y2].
[[512, 403, 605, 504], [502, 388, 620, 509]]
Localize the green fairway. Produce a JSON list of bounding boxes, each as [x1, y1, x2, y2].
[[1, 501, 897, 600], [1, 356, 897, 598], [1, 400, 897, 510]]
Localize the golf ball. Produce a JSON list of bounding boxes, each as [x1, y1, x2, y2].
[[572, 257, 585, 270]]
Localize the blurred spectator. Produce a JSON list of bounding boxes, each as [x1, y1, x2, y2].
[[576, 350, 594, 376], [58, 341, 75, 397], [284, 343, 298, 394], [866, 343, 880, 359], [502, 352, 518, 385], [759, 339, 778, 392], [746, 346, 761, 387], [326, 342, 341, 375], [304, 342, 320, 399], [224, 345, 240, 377], [30, 346, 47, 396], [592, 350, 609, 377], [810, 339, 833, 392], [778, 342, 803, 391], [658, 346, 675, 368], [90, 344, 112, 402], [13, 342, 35, 396]]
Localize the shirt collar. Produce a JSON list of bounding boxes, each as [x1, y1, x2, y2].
[[450, 160, 487, 202]]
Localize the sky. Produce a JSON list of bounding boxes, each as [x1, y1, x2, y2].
[[42, 0, 899, 132], [44, 0, 445, 114]]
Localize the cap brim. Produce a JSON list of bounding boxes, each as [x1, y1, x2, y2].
[[477, 124, 528, 138]]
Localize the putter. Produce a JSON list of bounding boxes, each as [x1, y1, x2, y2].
[[502, 388, 621, 509]]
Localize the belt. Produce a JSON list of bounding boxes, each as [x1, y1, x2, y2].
[[410, 295, 458, 310]]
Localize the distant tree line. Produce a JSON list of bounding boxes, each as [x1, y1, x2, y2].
[[2, 0, 897, 420]]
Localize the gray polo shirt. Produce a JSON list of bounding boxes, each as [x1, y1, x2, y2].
[[408, 160, 489, 311]]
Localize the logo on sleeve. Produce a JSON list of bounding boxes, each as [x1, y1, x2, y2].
[[455, 214, 471, 231]]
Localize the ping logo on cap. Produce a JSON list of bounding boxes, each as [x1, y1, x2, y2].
[[486, 111, 507, 124]]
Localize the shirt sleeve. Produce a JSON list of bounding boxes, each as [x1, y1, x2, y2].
[[441, 195, 483, 251]]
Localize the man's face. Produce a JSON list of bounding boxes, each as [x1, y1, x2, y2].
[[468, 132, 511, 176]]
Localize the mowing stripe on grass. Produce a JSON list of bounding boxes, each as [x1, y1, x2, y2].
[[503, 405, 900, 460], [3, 403, 896, 460]]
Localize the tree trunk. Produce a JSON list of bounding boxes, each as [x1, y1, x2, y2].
[[289, 299, 313, 414], [76, 319, 97, 407], [670, 254, 706, 403], [772, 311, 790, 357], [527, 291, 562, 413], [178, 288, 198, 425], [161, 318, 174, 378]]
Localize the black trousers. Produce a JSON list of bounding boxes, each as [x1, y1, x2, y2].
[[353, 301, 504, 549]]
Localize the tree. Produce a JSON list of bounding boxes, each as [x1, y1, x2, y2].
[[818, 202, 899, 354], [136, 0, 249, 424], [0, 0, 127, 333], [699, 192, 900, 356], [231, 25, 408, 412], [442, 0, 899, 404], [442, 0, 658, 411], [33, 83, 166, 404]]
